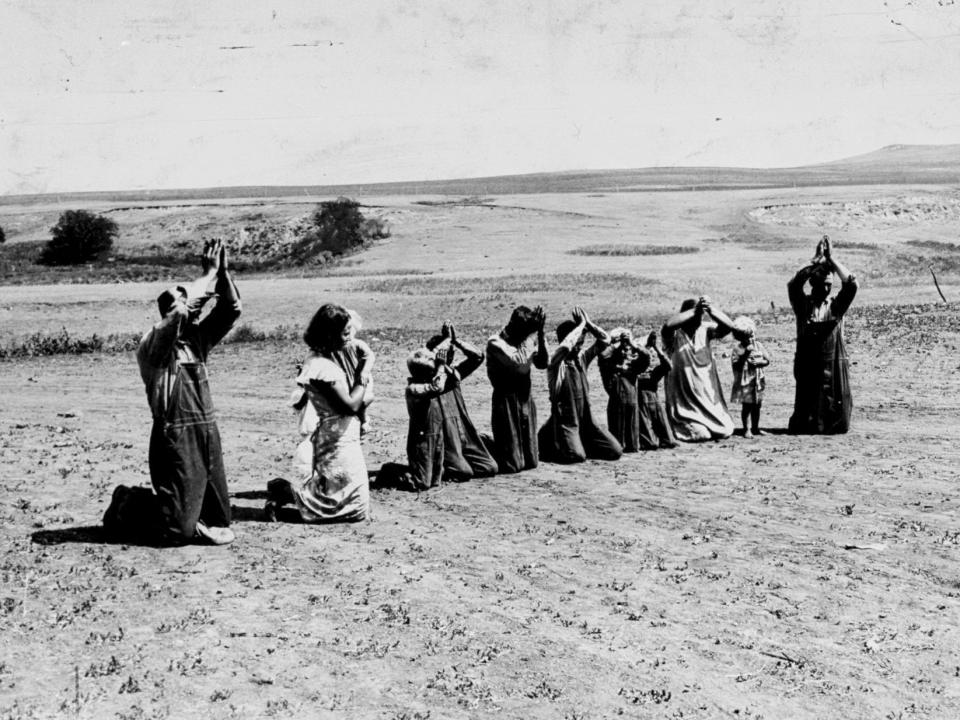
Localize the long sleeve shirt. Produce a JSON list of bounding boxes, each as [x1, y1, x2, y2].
[[485, 333, 548, 392], [788, 270, 858, 327], [545, 329, 602, 400], [137, 273, 241, 418]]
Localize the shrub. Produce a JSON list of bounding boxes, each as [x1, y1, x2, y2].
[[362, 216, 391, 240], [312, 197, 366, 255], [306, 197, 390, 259], [39, 210, 118, 266]]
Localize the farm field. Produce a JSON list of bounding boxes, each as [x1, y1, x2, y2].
[[2, 173, 960, 718]]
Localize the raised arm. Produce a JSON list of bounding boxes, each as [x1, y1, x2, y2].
[[663, 306, 698, 332], [549, 313, 586, 368], [700, 298, 739, 341], [645, 332, 672, 379], [531, 305, 549, 370], [450, 328, 485, 381], [823, 237, 858, 317], [197, 240, 242, 354], [578, 308, 610, 366]]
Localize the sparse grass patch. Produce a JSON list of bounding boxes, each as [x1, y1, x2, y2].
[[0, 328, 141, 359], [354, 273, 661, 296], [413, 196, 494, 207], [905, 239, 960, 252], [839, 242, 881, 251], [226, 323, 299, 344], [569, 243, 699, 256]]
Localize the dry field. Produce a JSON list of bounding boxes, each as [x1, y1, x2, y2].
[[2, 184, 960, 719]]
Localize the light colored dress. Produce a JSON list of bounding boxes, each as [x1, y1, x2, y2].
[[293, 356, 369, 522], [662, 323, 734, 442], [730, 340, 768, 405]]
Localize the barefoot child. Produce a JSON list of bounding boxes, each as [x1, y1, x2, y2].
[[730, 316, 770, 438]]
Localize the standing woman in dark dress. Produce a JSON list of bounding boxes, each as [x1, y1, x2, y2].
[[787, 235, 858, 434], [486, 306, 548, 473]]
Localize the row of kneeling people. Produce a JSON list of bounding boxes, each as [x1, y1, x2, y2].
[[288, 300, 770, 500], [103, 235, 856, 544]]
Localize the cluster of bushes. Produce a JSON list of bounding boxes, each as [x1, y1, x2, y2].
[[23, 198, 388, 270]]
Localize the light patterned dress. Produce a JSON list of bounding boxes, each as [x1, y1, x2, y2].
[[662, 323, 734, 442], [294, 356, 369, 522]]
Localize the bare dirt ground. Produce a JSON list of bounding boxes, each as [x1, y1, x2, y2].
[[2, 187, 960, 719]]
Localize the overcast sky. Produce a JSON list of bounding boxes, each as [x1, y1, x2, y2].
[[2, 0, 959, 194]]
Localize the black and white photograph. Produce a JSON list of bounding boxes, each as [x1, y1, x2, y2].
[[2, 1, 959, 717]]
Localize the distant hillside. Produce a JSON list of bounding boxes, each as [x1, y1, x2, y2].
[[3, 145, 959, 205]]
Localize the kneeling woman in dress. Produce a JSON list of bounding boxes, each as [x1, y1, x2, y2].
[[266, 303, 373, 522], [661, 296, 742, 442]]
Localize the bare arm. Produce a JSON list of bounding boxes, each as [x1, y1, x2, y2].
[[702, 300, 738, 341], [663, 307, 698, 332], [309, 375, 368, 414], [353, 338, 375, 380]]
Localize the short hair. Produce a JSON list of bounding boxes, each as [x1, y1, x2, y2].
[[406, 348, 436, 379], [157, 285, 187, 317], [303, 303, 351, 353], [505, 305, 537, 338], [556, 319, 578, 343], [679, 298, 697, 312]]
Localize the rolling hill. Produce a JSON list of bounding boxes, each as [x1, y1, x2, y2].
[[2, 144, 959, 205]]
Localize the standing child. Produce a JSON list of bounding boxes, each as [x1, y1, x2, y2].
[[730, 316, 770, 438], [636, 331, 677, 450]]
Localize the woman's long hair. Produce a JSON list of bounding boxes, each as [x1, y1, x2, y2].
[[304, 303, 351, 354]]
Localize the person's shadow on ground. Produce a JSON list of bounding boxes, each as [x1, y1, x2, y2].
[[31, 526, 168, 548]]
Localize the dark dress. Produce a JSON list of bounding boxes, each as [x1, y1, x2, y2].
[[538, 337, 622, 464], [598, 343, 645, 453], [486, 333, 547, 473], [406, 354, 498, 489], [437, 353, 498, 479], [405, 380, 445, 490], [787, 273, 858, 434], [636, 364, 677, 450]]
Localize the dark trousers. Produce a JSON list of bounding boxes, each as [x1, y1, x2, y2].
[[149, 420, 230, 541]]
